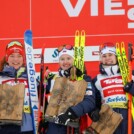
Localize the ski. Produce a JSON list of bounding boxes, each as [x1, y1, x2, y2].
[[79, 30, 85, 73], [24, 30, 38, 134], [120, 42, 129, 78], [71, 30, 80, 80], [116, 42, 134, 134], [127, 43, 133, 134], [74, 30, 80, 69], [37, 45, 45, 134]]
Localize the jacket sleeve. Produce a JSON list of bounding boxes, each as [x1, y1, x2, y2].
[[71, 75, 96, 117], [92, 76, 102, 110], [128, 70, 134, 96], [128, 84, 134, 96]]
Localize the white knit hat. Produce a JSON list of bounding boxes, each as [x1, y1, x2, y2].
[[101, 46, 116, 55], [58, 48, 74, 59]]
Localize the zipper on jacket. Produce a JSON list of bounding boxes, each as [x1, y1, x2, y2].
[[15, 70, 17, 83]]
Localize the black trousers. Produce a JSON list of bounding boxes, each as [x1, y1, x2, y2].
[[0, 125, 33, 134]]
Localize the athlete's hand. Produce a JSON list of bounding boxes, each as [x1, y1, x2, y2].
[[88, 108, 100, 122], [124, 81, 133, 92], [55, 113, 70, 125], [75, 67, 83, 77], [55, 107, 77, 125]]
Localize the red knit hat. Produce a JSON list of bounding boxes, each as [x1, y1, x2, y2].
[[6, 41, 25, 61]]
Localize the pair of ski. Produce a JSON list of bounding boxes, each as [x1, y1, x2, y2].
[[72, 30, 85, 81], [116, 42, 134, 134], [24, 30, 46, 134]]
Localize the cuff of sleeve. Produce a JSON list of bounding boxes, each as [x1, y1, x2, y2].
[[66, 107, 78, 119]]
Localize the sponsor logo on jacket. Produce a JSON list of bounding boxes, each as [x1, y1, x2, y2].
[[101, 76, 123, 88], [106, 96, 126, 103]]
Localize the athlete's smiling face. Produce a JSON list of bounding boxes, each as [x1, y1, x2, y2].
[[100, 53, 117, 65], [7, 53, 24, 69], [59, 54, 74, 70]]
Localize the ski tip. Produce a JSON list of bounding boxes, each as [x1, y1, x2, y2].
[[24, 30, 32, 45], [25, 30, 32, 35], [75, 30, 79, 36], [81, 30, 85, 36], [24, 30, 32, 38]]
